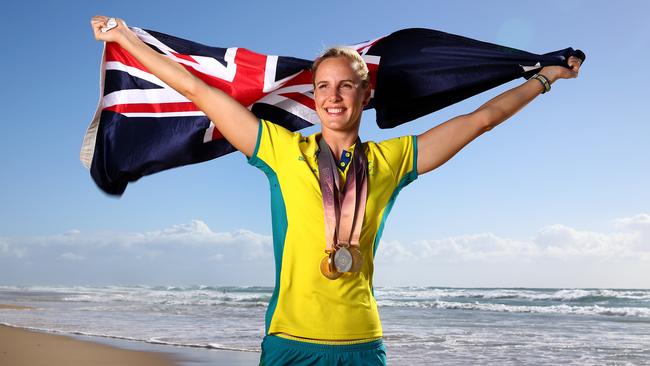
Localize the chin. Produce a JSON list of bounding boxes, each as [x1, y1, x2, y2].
[[323, 114, 354, 126], [324, 120, 353, 131]]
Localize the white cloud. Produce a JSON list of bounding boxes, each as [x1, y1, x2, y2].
[[0, 220, 276, 286], [0, 220, 273, 262], [162, 220, 212, 235], [1, 215, 649, 287], [614, 213, 650, 229], [378, 233, 537, 263], [533, 224, 642, 259], [376, 240, 418, 262], [376, 213, 650, 263], [4, 216, 650, 264]]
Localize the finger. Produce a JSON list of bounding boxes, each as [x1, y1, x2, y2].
[[568, 56, 582, 68], [91, 19, 108, 31], [91, 18, 108, 29], [92, 16, 114, 26], [100, 18, 119, 33], [91, 16, 108, 24]]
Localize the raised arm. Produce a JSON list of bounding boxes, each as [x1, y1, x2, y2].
[[416, 57, 582, 175], [90, 16, 259, 157]]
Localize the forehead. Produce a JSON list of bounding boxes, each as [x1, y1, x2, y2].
[[314, 56, 359, 83]]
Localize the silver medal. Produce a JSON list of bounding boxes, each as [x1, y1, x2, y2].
[[334, 247, 353, 272]]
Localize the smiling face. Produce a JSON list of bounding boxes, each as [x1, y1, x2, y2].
[[313, 56, 371, 135]]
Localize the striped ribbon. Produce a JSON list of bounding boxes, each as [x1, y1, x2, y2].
[[317, 137, 368, 253]]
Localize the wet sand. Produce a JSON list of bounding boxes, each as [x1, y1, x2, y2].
[[0, 324, 178, 366]]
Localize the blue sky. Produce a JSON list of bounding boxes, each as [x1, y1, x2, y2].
[[1, 0, 649, 288]]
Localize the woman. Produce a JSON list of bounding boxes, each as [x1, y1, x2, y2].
[[91, 16, 582, 365]]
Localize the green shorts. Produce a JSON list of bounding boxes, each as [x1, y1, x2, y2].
[[259, 335, 387, 366]]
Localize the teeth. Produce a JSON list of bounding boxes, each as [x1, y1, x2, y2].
[[327, 108, 343, 114]]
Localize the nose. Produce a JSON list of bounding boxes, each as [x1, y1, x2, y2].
[[326, 88, 342, 102]]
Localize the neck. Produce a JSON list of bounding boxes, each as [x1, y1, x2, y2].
[[321, 128, 359, 159]]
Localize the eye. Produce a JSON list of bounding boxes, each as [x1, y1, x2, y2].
[[340, 82, 353, 89]]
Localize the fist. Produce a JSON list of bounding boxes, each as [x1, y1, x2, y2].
[[540, 55, 583, 83], [564, 55, 583, 78], [90, 15, 129, 43]]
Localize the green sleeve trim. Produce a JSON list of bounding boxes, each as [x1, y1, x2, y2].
[[247, 119, 264, 167], [372, 136, 419, 257], [412, 135, 419, 177]]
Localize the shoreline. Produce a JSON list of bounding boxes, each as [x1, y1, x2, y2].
[[0, 323, 262, 366], [0, 303, 260, 365]]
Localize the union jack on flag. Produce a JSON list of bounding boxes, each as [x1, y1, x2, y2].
[[82, 27, 583, 195]]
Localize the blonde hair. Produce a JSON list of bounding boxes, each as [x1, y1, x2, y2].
[[311, 47, 370, 89]]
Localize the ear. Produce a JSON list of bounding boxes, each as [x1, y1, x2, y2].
[[362, 86, 371, 107]]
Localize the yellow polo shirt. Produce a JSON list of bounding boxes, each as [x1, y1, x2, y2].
[[248, 119, 418, 340]]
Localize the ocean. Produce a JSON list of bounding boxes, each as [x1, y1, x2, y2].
[[1, 285, 649, 365]]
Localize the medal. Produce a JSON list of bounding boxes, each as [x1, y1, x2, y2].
[[317, 136, 368, 279], [334, 246, 353, 272], [348, 247, 363, 273], [333, 246, 363, 273], [320, 251, 342, 279]]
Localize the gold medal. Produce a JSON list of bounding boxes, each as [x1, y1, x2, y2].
[[320, 252, 342, 280]]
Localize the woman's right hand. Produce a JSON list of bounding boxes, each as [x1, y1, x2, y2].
[[88, 15, 260, 157], [90, 15, 130, 44]]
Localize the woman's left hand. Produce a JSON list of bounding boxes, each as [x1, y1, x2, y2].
[[539, 55, 583, 83]]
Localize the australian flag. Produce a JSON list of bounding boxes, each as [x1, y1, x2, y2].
[[82, 27, 584, 196]]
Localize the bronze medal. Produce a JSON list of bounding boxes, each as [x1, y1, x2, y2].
[[349, 247, 363, 273]]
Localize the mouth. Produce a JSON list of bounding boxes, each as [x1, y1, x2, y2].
[[325, 107, 346, 116]]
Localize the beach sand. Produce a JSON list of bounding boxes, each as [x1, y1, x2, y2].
[[0, 324, 178, 366], [0, 303, 261, 365]]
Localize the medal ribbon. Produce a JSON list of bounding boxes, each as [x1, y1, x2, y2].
[[317, 136, 368, 253]]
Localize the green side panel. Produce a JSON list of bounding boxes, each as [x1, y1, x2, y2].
[[248, 121, 288, 334]]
